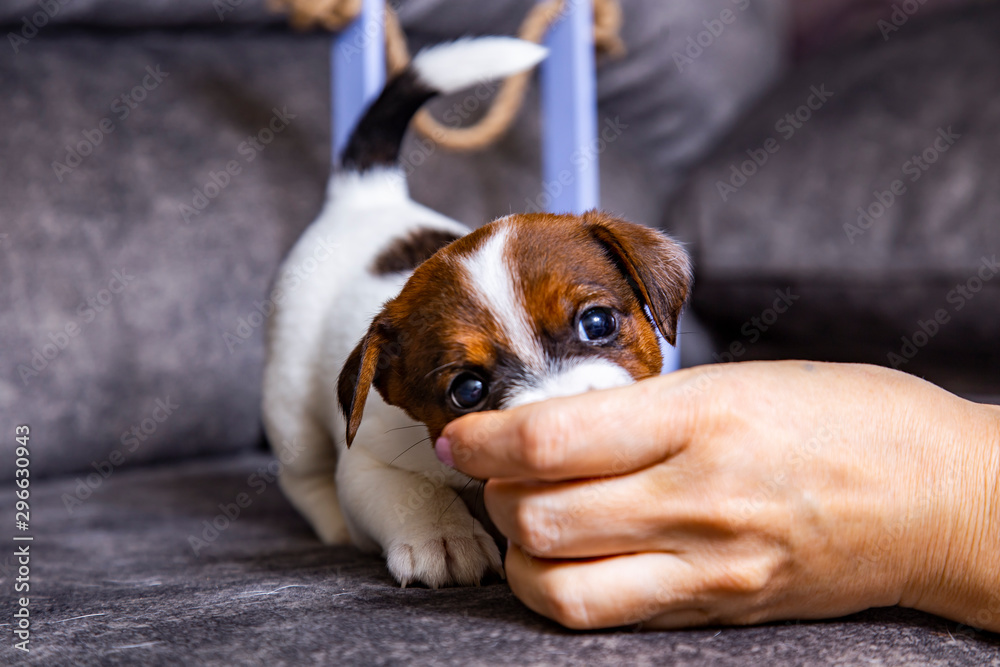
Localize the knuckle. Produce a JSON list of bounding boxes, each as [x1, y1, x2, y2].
[[539, 572, 592, 630], [513, 501, 560, 556], [718, 556, 775, 596]]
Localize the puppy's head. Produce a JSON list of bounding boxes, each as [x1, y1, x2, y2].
[[338, 211, 692, 446]]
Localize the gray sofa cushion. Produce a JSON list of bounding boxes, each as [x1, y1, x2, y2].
[[664, 6, 1000, 401], [790, 0, 982, 56], [1, 31, 331, 480], [0, 0, 277, 27], [3, 453, 997, 664]]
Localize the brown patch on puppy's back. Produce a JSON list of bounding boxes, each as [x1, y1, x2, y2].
[[371, 228, 461, 275]]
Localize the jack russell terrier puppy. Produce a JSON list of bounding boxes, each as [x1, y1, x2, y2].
[[263, 37, 692, 589]]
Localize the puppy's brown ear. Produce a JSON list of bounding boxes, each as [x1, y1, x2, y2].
[[585, 211, 693, 345], [337, 317, 393, 447]]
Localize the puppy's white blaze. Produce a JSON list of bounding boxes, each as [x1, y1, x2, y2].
[[412, 38, 548, 94], [503, 358, 634, 409], [461, 225, 546, 372]]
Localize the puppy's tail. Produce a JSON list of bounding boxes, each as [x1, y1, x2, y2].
[[339, 37, 547, 171]]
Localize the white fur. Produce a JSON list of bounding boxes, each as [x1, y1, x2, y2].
[[461, 224, 546, 372], [504, 358, 635, 410], [413, 38, 547, 94], [262, 166, 500, 587]]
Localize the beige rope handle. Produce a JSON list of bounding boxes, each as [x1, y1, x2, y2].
[[269, 0, 624, 152]]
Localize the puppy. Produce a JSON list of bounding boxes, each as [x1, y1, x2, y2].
[[263, 37, 692, 589]]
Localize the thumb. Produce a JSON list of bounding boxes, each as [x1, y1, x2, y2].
[[438, 371, 699, 481]]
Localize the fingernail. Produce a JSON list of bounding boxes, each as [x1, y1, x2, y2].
[[434, 436, 454, 467]]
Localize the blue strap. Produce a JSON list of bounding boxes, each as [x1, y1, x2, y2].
[[331, 0, 386, 160], [540, 0, 600, 215]]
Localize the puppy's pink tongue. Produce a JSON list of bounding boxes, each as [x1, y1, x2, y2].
[[434, 437, 454, 467]]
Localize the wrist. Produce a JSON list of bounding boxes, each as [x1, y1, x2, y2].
[[904, 400, 1000, 632]]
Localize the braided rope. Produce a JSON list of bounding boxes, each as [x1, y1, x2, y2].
[[269, 0, 624, 151]]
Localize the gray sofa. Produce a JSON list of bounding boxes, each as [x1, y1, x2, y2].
[[2, 1, 998, 664]]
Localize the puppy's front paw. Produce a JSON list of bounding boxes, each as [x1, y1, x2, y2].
[[386, 520, 503, 588]]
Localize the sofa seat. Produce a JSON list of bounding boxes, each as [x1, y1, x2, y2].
[[4, 453, 998, 665]]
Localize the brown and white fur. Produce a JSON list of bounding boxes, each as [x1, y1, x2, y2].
[[263, 37, 692, 589]]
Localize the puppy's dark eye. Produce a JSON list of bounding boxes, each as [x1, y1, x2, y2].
[[449, 372, 488, 411], [578, 307, 618, 343]]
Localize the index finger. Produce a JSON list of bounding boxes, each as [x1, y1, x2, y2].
[[436, 371, 696, 481]]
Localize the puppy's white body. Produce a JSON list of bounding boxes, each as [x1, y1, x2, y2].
[[263, 169, 485, 576], [263, 39, 549, 587]]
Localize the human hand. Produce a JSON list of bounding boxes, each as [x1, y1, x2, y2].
[[435, 361, 1000, 630]]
